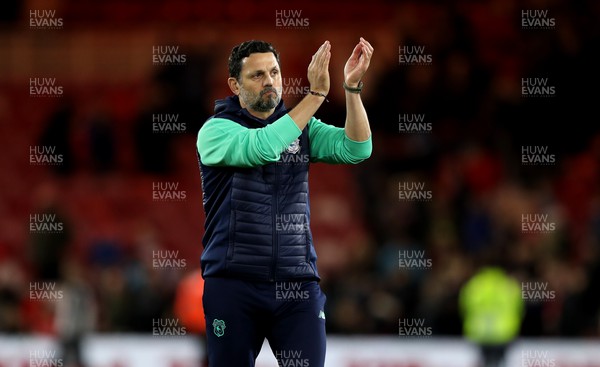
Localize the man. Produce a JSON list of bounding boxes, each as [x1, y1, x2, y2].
[[196, 38, 373, 367]]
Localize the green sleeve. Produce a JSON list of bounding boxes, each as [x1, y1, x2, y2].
[[308, 117, 372, 164], [197, 114, 301, 167]]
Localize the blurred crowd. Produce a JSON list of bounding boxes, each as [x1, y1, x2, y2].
[[1, 0, 599, 342], [325, 0, 600, 337]]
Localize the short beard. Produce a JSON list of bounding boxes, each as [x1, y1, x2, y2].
[[239, 85, 281, 113]]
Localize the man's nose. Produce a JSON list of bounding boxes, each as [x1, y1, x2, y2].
[[263, 73, 274, 86]]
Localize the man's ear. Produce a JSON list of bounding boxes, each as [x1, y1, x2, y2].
[[228, 77, 241, 95]]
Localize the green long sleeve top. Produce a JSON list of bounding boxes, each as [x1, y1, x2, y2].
[[197, 114, 372, 167]]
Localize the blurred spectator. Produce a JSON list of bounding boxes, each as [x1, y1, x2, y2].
[[95, 265, 128, 332], [173, 269, 205, 334], [459, 265, 524, 367], [55, 260, 97, 367], [39, 99, 75, 176], [0, 258, 26, 332], [86, 105, 117, 174], [28, 181, 72, 282], [134, 49, 214, 175], [174, 269, 207, 367], [133, 81, 174, 175]]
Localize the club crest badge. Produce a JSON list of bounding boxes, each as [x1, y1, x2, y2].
[[213, 319, 226, 337], [286, 139, 300, 154]]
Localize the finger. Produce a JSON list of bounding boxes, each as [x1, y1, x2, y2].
[[359, 39, 372, 55], [312, 41, 327, 68], [319, 42, 331, 69], [321, 41, 330, 58], [353, 47, 370, 71], [321, 50, 331, 71], [359, 41, 374, 61], [317, 40, 329, 56], [310, 42, 325, 68], [312, 41, 326, 61], [314, 42, 327, 69], [360, 37, 374, 52], [360, 43, 373, 63], [309, 54, 316, 70], [361, 44, 371, 61]]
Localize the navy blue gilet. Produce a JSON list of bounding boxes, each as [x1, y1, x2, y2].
[[197, 96, 319, 282]]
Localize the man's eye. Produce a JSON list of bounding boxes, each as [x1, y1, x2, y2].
[[271, 70, 279, 76]]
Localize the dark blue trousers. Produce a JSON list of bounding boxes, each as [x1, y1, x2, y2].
[[203, 277, 327, 367]]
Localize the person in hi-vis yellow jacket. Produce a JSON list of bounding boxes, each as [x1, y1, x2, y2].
[[459, 266, 525, 367]]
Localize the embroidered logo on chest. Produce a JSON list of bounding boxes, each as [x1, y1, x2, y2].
[[286, 139, 300, 154]]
